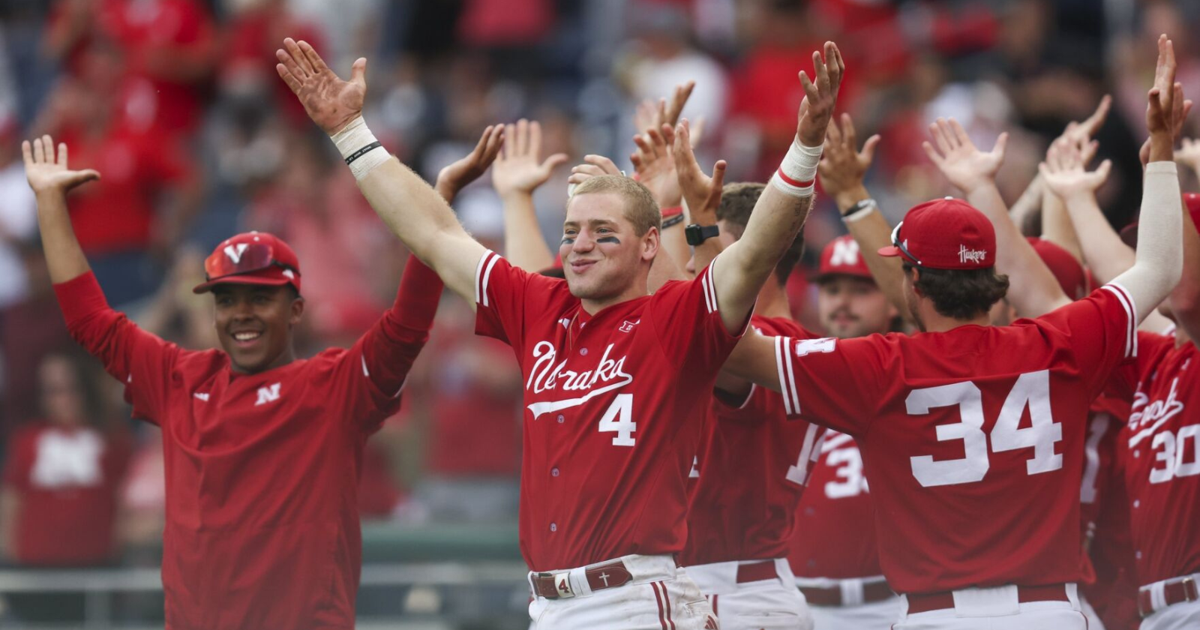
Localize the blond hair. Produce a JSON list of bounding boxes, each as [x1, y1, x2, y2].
[[572, 175, 660, 236]]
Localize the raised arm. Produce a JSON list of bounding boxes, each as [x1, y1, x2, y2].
[[1039, 137, 1129, 283], [673, 118, 727, 274], [1109, 35, 1185, 323], [818, 113, 909, 316], [924, 118, 1071, 316], [24, 135, 99, 284], [1040, 97, 1112, 261], [710, 42, 844, 333], [276, 38, 490, 308], [632, 123, 689, 278], [490, 119, 567, 271]]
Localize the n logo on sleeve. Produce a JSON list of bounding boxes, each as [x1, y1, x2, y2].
[[255, 383, 282, 406]]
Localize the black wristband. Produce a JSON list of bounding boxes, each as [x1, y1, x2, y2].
[[662, 213, 687, 229], [345, 141, 383, 165], [685, 223, 720, 246], [841, 198, 877, 218]]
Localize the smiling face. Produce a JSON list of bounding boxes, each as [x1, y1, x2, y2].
[[560, 191, 658, 306], [817, 275, 897, 339], [212, 284, 304, 373]]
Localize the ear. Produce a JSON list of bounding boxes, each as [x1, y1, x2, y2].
[[290, 296, 306, 326], [907, 266, 924, 297], [642, 226, 661, 263]]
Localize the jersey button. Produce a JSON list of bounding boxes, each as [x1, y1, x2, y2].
[[557, 415, 565, 424], [1133, 500, 1140, 509], [551, 468, 560, 477], [1133, 450, 1141, 458], [580, 348, 588, 356], [550, 523, 558, 532]]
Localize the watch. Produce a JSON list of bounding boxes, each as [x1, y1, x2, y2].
[[685, 223, 720, 246]]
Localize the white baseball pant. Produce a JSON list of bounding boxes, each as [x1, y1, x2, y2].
[[1079, 593, 1106, 630], [809, 596, 902, 629], [1139, 599, 1200, 630], [892, 584, 1087, 630], [688, 558, 813, 630], [527, 554, 718, 630]]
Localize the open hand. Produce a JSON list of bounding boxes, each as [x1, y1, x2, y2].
[[1142, 35, 1192, 164], [796, 42, 845, 147], [1039, 136, 1111, 200], [633, 81, 696, 136], [631, 123, 682, 207], [490, 120, 566, 200], [819, 113, 879, 205], [436, 125, 505, 201], [276, 38, 366, 135], [24, 135, 100, 196], [672, 119, 725, 225], [922, 118, 1007, 194], [567, 155, 622, 188]]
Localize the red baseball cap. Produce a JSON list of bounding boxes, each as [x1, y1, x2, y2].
[[193, 231, 302, 295], [813, 235, 874, 283], [1120, 193, 1200, 248], [878, 198, 996, 270], [1027, 237, 1089, 300]]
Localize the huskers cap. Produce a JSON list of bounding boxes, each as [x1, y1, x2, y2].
[[193, 231, 302, 295], [813, 235, 874, 283], [877, 197, 996, 270]]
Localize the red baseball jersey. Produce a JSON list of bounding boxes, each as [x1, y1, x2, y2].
[[53, 261, 440, 630], [1079, 397, 1127, 584], [790, 430, 883, 580], [1110, 331, 1200, 585], [680, 315, 825, 567], [772, 284, 1137, 594], [474, 251, 745, 571]]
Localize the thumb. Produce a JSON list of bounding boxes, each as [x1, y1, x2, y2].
[[993, 132, 1009, 159], [68, 169, 101, 189], [350, 58, 368, 89], [1037, 162, 1053, 181], [1094, 159, 1113, 183], [541, 153, 569, 172], [711, 160, 727, 191], [862, 134, 882, 164]]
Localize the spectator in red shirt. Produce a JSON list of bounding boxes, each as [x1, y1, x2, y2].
[[0, 350, 130, 623]]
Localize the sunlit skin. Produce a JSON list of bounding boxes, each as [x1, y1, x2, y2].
[[817, 276, 897, 339], [211, 284, 304, 374], [560, 192, 659, 313]]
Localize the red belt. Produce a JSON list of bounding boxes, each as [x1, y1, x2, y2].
[[736, 560, 778, 584], [1138, 577, 1199, 618], [906, 584, 1070, 614], [801, 580, 895, 607], [532, 560, 633, 599]]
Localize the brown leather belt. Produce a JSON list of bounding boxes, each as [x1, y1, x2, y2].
[[532, 560, 633, 599], [735, 560, 778, 584], [800, 580, 895, 607], [906, 583, 1070, 614], [1139, 576, 1199, 618]]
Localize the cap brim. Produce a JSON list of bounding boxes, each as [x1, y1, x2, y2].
[[192, 275, 294, 294], [877, 245, 903, 258]]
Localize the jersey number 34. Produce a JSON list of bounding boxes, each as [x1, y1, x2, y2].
[[907, 370, 1061, 488]]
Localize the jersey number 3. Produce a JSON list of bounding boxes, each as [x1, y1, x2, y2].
[[907, 370, 1062, 488]]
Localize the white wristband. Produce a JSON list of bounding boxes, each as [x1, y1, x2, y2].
[[770, 139, 823, 197], [331, 117, 390, 180]]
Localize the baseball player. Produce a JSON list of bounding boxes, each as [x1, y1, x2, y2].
[[670, 169, 823, 627], [277, 37, 843, 629], [720, 37, 1183, 628]]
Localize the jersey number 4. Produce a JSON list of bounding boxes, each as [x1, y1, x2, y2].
[[599, 394, 637, 446], [907, 370, 1062, 488]]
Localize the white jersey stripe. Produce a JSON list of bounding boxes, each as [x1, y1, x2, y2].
[[1102, 283, 1136, 358], [480, 253, 500, 308], [774, 336, 791, 414], [1109, 281, 1138, 358], [701, 264, 715, 313], [783, 336, 800, 414], [473, 250, 492, 306]]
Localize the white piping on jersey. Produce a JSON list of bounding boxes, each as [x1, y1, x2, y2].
[[702, 259, 718, 314], [475, 251, 500, 308], [1102, 282, 1137, 359]]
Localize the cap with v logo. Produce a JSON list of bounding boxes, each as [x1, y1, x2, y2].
[[193, 232, 302, 294], [877, 197, 996, 270]]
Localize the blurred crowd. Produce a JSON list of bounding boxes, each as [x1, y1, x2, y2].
[[0, 0, 1198, 591]]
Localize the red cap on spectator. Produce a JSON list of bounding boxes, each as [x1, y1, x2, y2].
[[1120, 193, 1200, 248], [877, 198, 996, 270], [814, 235, 874, 283], [1027, 237, 1089, 300], [193, 232, 302, 295]]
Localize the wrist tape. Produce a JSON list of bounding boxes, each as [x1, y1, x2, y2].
[[770, 139, 823, 197], [331, 117, 390, 180]]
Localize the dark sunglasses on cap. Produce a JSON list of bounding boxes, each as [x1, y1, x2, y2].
[[890, 221, 923, 267], [203, 241, 297, 281]]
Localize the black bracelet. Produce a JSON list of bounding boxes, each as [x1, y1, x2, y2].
[[841, 198, 877, 218], [345, 141, 383, 165], [662, 213, 687, 229]]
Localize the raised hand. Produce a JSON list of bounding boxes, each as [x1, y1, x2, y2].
[[567, 155, 622, 188], [490, 119, 567, 200], [1142, 35, 1192, 164], [672, 119, 725, 224], [436, 125, 505, 202], [819, 113, 880, 206], [1039, 136, 1111, 200], [275, 38, 366, 136], [24, 135, 100, 196], [922, 118, 1008, 194], [796, 42, 845, 147], [631, 123, 682, 207], [633, 81, 696, 137]]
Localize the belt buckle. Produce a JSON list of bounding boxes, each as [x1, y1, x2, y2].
[[548, 572, 575, 599]]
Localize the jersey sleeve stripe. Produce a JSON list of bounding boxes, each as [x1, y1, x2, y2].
[[783, 336, 801, 415], [775, 336, 798, 415], [701, 257, 718, 314], [1102, 282, 1137, 358], [475, 251, 500, 308]]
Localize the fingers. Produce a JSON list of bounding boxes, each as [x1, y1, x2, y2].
[[502, 124, 515, 160], [541, 153, 569, 173], [826, 116, 842, 144], [632, 134, 657, 163], [33, 136, 45, 164], [672, 120, 697, 167], [929, 120, 952, 156], [349, 57, 368, 89], [515, 119, 529, 157], [948, 118, 972, 149], [530, 120, 543, 158], [276, 46, 308, 83], [297, 40, 329, 74], [798, 71, 817, 104], [812, 49, 830, 95], [841, 112, 857, 148], [57, 142, 68, 167], [646, 127, 668, 156], [1095, 159, 1113, 182], [921, 141, 944, 167], [1080, 138, 1099, 164], [1084, 95, 1111, 134], [660, 122, 676, 149], [481, 125, 505, 164], [584, 154, 621, 174], [690, 117, 706, 147], [1148, 87, 1164, 124], [1037, 162, 1053, 181], [21, 140, 31, 166], [275, 63, 302, 94], [284, 38, 313, 76], [710, 159, 727, 191], [667, 81, 695, 125], [862, 134, 881, 163], [656, 98, 667, 128]]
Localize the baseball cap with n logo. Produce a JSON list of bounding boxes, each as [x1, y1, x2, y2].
[[193, 232, 302, 294], [877, 197, 996, 270]]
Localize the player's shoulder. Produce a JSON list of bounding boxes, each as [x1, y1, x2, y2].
[[175, 347, 231, 376], [751, 314, 815, 339], [481, 252, 574, 302]]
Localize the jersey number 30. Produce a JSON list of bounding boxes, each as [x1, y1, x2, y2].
[[907, 370, 1062, 488]]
